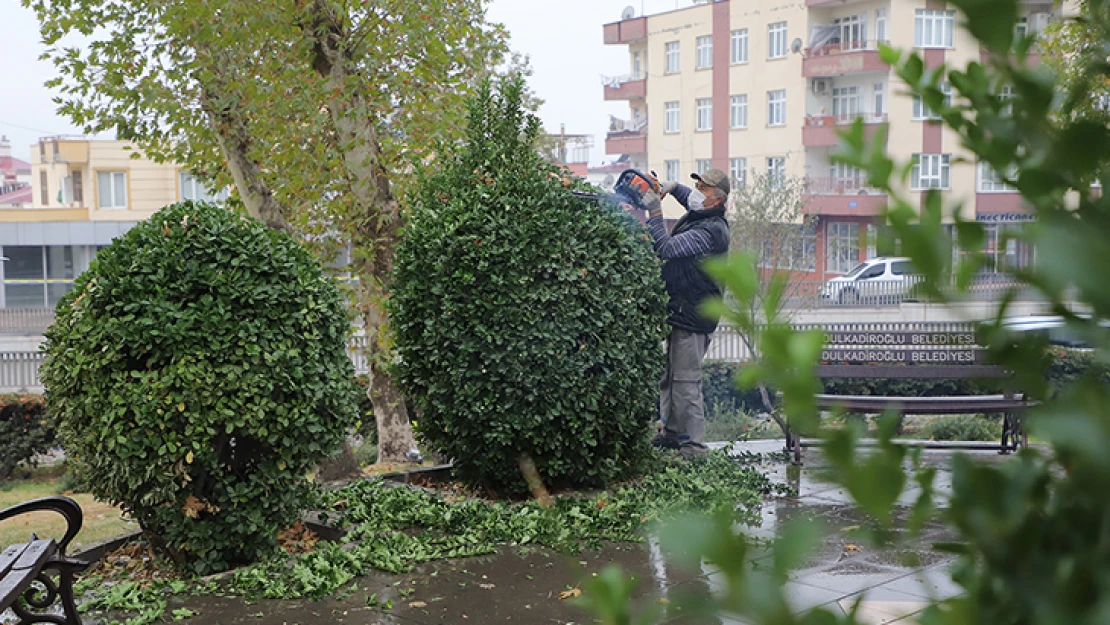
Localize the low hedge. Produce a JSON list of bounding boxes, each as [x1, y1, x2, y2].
[[0, 394, 54, 479]]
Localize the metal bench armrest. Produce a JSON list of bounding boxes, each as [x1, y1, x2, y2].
[[0, 497, 84, 554]]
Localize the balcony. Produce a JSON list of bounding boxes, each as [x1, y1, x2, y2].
[[803, 41, 889, 77], [603, 16, 647, 45], [803, 114, 888, 147], [805, 0, 871, 6], [605, 117, 647, 155], [804, 177, 888, 216], [602, 75, 647, 101], [979, 47, 1042, 68]]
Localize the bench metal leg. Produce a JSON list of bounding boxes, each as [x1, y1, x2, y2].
[[9, 559, 85, 625], [1000, 411, 1026, 454]]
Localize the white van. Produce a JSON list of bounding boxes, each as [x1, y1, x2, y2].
[[821, 257, 919, 305]]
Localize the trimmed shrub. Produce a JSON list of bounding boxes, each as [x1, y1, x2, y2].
[[41, 202, 357, 573], [0, 394, 53, 479], [924, 414, 1001, 441], [392, 77, 668, 493]]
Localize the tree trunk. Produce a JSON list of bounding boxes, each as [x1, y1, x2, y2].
[[197, 81, 290, 232], [305, 0, 419, 463]]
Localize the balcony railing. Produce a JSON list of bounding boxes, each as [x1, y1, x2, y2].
[[805, 39, 889, 57], [805, 112, 888, 126], [807, 176, 884, 196]]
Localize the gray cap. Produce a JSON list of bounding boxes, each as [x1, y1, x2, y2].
[[690, 168, 730, 196]]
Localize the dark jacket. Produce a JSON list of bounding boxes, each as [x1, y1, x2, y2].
[[646, 185, 730, 334]]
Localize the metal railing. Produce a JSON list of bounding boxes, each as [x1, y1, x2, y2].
[[0, 308, 56, 335], [806, 176, 885, 196], [806, 38, 891, 56], [804, 112, 888, 126]]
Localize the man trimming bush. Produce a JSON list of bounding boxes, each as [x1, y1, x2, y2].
[[642, 168, 731, 460]]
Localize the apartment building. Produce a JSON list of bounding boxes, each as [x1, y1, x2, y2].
[[0, 137, 223, 309], [602, 0, 1060, 280]]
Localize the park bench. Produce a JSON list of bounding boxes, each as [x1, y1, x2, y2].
[[782, 324, 1029, 462], [1, 497, 89, 625]]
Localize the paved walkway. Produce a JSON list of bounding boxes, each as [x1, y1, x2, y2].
[[129, 441, 1000, 624]]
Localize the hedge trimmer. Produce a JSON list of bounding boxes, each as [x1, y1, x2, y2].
[[570, 169, 663, 211]]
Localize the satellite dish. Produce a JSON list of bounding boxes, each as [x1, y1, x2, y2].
[[791, 38, 804, 54], [602, 174, 616, 191], [621, 5, 636, 20]]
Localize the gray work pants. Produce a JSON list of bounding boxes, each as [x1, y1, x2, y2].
[[659, 327, 710, 452]]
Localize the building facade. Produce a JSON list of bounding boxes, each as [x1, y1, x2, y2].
[[0, 137, 223, 309], [602, 0, 1059, 280]]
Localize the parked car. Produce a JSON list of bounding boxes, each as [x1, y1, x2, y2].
[[821, 257, 920, 305], [999, 315, 1109, 349]]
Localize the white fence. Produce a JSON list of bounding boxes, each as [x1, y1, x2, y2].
[[1, 322, 983, 394]]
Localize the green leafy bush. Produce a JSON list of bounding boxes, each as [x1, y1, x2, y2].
[[0, 394, 54, 479], [41, 201, 357, 573], [923, 414, 1001, 441], [392, 77, 668, 493]]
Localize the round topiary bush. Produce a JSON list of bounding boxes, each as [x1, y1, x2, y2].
[[41, 202, 357, 573], [391, 77, 669, 494]]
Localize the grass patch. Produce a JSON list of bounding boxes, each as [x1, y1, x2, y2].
[[0, 464, 133, 552], [705, 401, 784, 442]]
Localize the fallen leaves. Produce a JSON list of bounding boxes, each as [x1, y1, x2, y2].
[[558, 587, 582, 600]]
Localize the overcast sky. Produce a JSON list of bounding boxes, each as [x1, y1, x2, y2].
[[0, 0, 697, 166]]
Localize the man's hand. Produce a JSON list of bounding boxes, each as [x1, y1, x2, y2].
[[659, 180, 678, 195], [641, 190, 662, 215]]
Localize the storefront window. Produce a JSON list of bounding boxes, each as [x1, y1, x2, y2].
[[827, 222, 860, 274], [2, 245, 87, 308]]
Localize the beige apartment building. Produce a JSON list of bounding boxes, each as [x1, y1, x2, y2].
[[602, 0, 1061, 280], [0, 137, 223, 308]]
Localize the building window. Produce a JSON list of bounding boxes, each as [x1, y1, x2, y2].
[[665, 160, 680, 182], [665, 41, 680, 73], [767, 89, 786, 126], [72, 171, 83, 204], [912, 154, 951, 190], [1, 245, 80, 308], [978, 161, 1018, 192], [180, 172, 229, 204], [696, 159, 712, 175], [768, 22, 787, 59], [632, 51, 643, 79], [791, 223, 818, 271], [696, 35, 713, 69], [96, 170, 128, 209], [767, 156, 786, 187], [914, 9, 955, 48], [730, 157, 747, 187], [665, 101, 680, 133], [1015, 16, 1027, 40], [876, 9, 887, 43], [912, 82, 952, 120], [827, 222, 861, 274], [873, 83, 886, 118], [696, 98, 713, 131], [834, 14, 867, 50], [1000, 85, 1015, 115], [832, 86, 860, 122], [731, 29, 749, 64], [730, 94, 748, 129], [39, 171, 48, 206], [829, 162, 864, 189]]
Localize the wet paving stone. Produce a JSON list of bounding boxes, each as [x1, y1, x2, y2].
[[79, 441, 1019, 625]]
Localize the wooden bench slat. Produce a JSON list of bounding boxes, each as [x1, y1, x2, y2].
[[816, 393, 1028, 414], [13, 538, 55, 571], [0, 543, 30, 577], [0, 539, 56, 609]]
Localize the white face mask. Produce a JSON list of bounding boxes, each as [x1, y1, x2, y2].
[[688, 189, 711, 211]]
